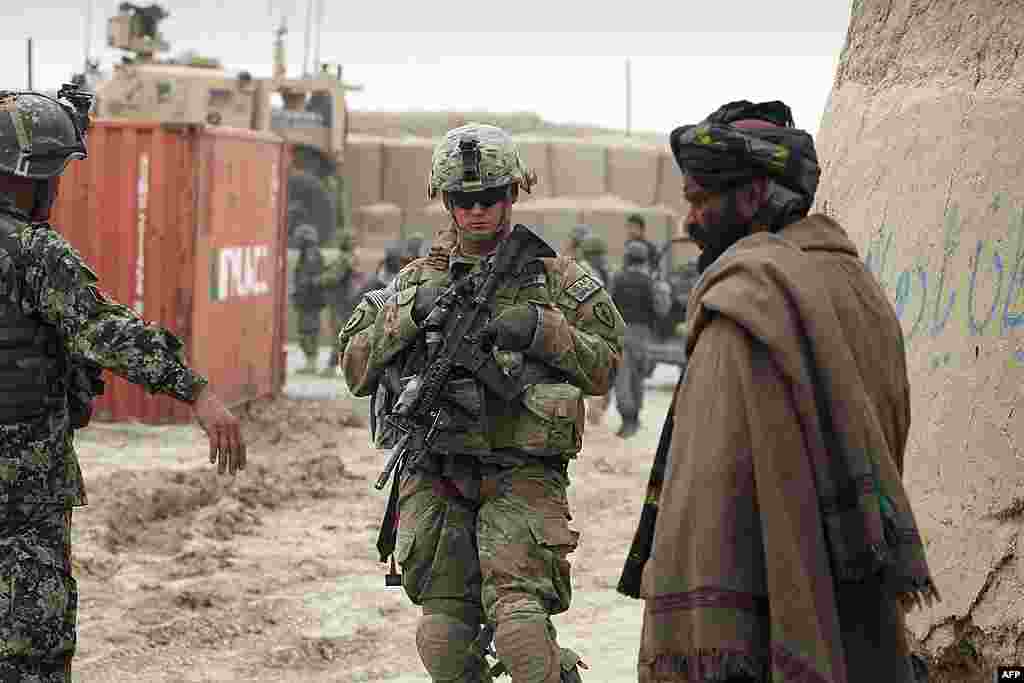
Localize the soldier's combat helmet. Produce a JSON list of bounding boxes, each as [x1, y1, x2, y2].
[[0, 86, 91, 180], [581, 234, 607, 256], [428, 123, 536, 200], [569, 224, 592, 246], [624, 239, 649, 265], [294, 223, 319, 245]]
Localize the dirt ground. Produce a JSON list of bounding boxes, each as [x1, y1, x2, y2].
[[67, 349, 679, 683]]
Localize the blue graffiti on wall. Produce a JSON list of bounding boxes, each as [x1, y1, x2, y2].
[[861, 193, 1024, 368]]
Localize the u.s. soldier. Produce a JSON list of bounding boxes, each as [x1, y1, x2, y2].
[[339, 123, 625, 682]]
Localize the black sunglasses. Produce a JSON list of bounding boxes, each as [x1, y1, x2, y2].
[[447, 186, 508, 210]]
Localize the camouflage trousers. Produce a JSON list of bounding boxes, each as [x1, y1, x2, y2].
[[0, 504, 76, 682], [614, 324, 652, 423], [395, 460, 579, 675], [296, 306, 324, 359]]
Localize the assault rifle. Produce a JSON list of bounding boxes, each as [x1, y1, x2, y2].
[[374, 224, 556, 586]]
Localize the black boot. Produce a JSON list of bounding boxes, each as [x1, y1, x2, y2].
[[616, 419, 640, 439]]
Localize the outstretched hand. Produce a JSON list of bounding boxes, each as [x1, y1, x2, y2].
[[191, 386, 247, 475]]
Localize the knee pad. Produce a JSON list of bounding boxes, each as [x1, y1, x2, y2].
[[416, 614, 490, 683], [493, 616, 561, 683]]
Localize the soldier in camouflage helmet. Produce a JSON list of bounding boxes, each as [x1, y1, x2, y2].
[[292, 223, 326, 374], [339, 123, 625, 682], [0, 87, 245, 682], [563, 224, 591, 261], [315, 230, 357, 377]]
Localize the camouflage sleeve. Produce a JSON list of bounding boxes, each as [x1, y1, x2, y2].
[[528, 257, 625, 396], [338, 277, 420, 397], [21, 226, 208, 403]]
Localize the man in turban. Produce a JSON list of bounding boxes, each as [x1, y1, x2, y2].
[[629, 100, 938, 682]]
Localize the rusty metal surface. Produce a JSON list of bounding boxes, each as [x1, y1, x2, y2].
[[49, 120, 289, 423]]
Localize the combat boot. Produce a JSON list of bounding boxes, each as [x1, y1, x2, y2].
[[616, 419, 640, 439]]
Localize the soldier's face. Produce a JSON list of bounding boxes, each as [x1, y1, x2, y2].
[[450, 188, 512, 239]]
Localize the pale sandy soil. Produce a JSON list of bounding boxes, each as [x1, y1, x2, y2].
[[67, 350, 680, 683]]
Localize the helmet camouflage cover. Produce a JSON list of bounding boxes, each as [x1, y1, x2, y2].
[[0, 89, 90, 179], [581, 234, 607, 256], [294, 223, 319, 244], [428, 123, 536, 199]]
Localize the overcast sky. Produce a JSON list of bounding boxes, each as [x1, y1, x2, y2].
[[3, 1, 853, 137]]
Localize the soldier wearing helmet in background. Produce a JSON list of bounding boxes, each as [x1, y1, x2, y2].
[[292, 222, 326, 374], [316, 229, 357, 377], [0, 86, 245, 682], [339, 123, 625, 682], [608, 240, 671, 439], [563, 223, 591, 262]]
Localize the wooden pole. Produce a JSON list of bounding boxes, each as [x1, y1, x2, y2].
[[27, 38, 34, 90], [625, 57, 632, 137], [302, 0, 314, 76]]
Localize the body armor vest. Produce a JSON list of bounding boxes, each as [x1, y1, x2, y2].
[[612, 269, 657, 326], [0, 213, 67, 423], [374, 257, 582, 462]]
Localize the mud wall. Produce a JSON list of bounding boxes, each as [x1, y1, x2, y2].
[[814, 0, 1024, 675]]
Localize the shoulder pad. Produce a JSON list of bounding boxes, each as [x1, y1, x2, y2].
[[565, 273, 601, 304]]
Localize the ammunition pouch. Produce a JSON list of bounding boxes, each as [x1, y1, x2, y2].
[[66, 362, 105, 429]]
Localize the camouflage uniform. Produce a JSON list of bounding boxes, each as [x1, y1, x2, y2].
[[0, 216, 208, 679], [316, 231, 356, 375], [292, 224, 326, 373], [577, 235, 613, 426], [340, 124, 625, 683], [0, 87, 211, 682]]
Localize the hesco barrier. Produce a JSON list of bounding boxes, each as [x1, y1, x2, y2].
[[49, 120, 291, 424]]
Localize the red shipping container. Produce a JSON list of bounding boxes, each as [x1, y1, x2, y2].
[[48, 120, 291, 424]]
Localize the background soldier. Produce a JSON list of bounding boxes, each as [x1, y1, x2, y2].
[[292, 223, 326, 374], [338, 123, 624, 683], [623, 213, 660, 273], [608, 240, 669, 438], [0, 87, 245, 682], [563, 223, 591, 261], [316, 229, 356, 377]]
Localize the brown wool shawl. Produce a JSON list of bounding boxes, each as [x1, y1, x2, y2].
[[638, 214, 938, 682]]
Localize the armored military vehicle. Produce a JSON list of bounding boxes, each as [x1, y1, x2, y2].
[[92, 3, 358, 246]]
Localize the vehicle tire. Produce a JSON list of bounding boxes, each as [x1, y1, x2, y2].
[[287, 170, 336, 246]]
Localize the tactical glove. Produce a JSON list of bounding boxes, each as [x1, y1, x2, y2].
[[411, 285, 445, 325], [482, 304, 539, 352]]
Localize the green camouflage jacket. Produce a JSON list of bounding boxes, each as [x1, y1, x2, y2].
[[314, 248, 355, 308], [0, 216, 208, 506], [338, 227, 625, 464]]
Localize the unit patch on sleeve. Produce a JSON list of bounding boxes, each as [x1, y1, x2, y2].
[[593, 301, 616, 329], [565, 274, 600, 304]]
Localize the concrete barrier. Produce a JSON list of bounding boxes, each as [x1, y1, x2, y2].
[[380, 137, 435, 212], [548, 139, 608, 197], [513, 136, 554, 199], [607, 143, 661, 207], [352, 202, 404, 267], [814, 0, 1024, 669], [655, 152, 686, 213], [345, 135, 385, 210]]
